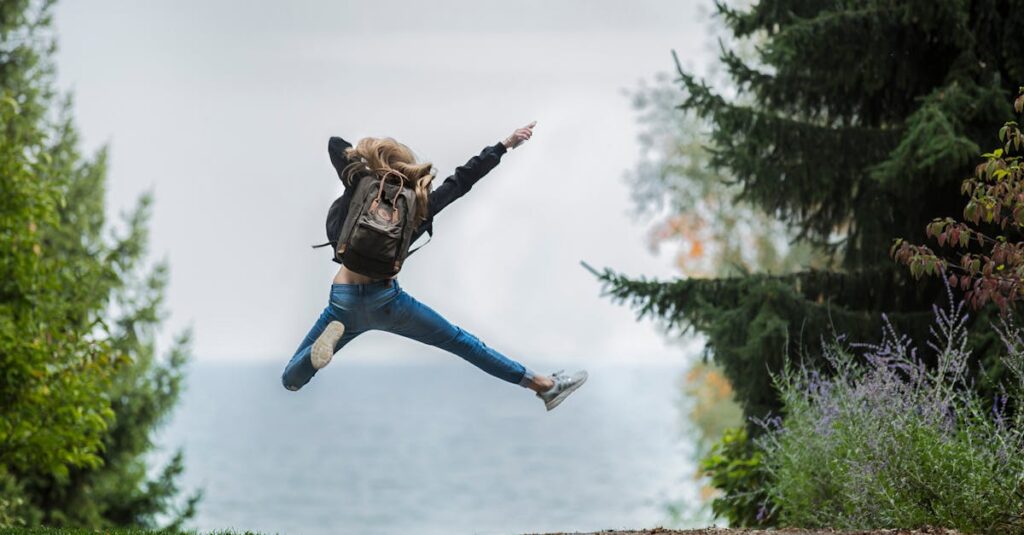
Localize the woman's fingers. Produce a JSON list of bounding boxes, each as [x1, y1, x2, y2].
[[504, 121, 537, 149]]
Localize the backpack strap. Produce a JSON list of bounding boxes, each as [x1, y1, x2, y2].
[[406, 227, 432, 256]]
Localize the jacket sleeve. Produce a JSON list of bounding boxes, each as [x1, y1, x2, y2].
[[425, 142, 507, 222], [328, 136, 355, 186]]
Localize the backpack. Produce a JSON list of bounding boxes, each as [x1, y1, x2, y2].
[[324, 170, 424, 279]]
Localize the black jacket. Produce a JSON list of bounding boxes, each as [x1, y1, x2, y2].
[[327, 136, 508, 263]]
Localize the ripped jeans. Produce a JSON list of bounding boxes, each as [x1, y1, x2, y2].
[[281, 278, 536, 391]]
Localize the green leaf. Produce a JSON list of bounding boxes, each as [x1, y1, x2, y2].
[[1, 95, 19, 114]]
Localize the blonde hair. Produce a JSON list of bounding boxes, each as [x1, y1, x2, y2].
[[342, 137, 434, 225]]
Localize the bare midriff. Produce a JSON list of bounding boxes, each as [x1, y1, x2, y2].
[[333, 264, 394, 285]]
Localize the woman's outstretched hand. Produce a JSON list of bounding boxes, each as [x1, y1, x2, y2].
[[502, 121, 537, 150]]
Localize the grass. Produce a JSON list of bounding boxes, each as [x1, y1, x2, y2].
[[0, 524, 268, 528]]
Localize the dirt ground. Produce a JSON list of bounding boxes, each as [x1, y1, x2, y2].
[[532, 524, 962, 528]]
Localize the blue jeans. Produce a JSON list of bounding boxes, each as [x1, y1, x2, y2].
[[281, 279, 536, 391]]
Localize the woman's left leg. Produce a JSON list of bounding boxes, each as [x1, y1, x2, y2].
[[281, 305, 363, 391], [380, 287, 541, 389]]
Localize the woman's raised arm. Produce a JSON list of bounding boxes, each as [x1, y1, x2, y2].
[[328, 136, 354, 185], [425, 121, 537, 220]]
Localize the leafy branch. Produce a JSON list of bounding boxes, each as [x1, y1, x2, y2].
[[892, 89, 1024, 310]]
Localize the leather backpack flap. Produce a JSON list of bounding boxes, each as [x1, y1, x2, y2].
[[366, 182, 417, 270]]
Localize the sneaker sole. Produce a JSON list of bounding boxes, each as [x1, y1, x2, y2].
[[545, 371, 588, 411], [311, 321, 345, 370]]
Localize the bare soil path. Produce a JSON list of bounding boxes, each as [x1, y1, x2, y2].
[[532, 524, 962, 528]]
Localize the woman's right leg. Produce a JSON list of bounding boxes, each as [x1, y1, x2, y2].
[[281, 305, 362, 391]]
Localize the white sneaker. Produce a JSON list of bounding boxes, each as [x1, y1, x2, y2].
[[537, 369, 588, 411], [311, 321, 345, 370]]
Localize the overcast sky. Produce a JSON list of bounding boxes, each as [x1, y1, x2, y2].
[[52, 1, 712, 367]]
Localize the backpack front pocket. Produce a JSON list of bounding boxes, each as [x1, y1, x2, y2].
[[349, 217, 401, 262]]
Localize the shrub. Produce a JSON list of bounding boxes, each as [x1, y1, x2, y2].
[[758, 288, 1024, 532], [893, 89, 1024, 310], [699, 427, 774, 527]]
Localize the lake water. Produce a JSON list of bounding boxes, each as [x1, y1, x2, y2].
[[156, 360, 699, 535]]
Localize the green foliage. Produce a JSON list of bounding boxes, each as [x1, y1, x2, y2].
[[0, 1, 196, 529], [759, 301, 1024, 532], [603, 3, 1024, 525], [1, 0, 117, 486], [586, 263, 960, 423], [624, 13, 822, 523], [626, 72, 816, 278], [894, 90, 1024, 310], [599, 0, 1024, 429], [698, 427, 773, 527], [0, 470, 28, 529]]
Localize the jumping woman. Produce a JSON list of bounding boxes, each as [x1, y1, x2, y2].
[[280, 122, 588, 411]]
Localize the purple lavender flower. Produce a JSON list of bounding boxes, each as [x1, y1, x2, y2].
[[759, 287, 1024, 532]]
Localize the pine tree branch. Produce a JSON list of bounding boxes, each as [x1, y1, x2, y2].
[[586, 263, 944, 425]]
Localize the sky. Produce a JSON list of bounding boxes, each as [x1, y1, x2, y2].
[[52, 0, 713, 366]]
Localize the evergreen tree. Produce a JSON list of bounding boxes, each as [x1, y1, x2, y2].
[[594, 0, 1024, 424], [627, 72, 817, 279], [0, 0, 197, 527]]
